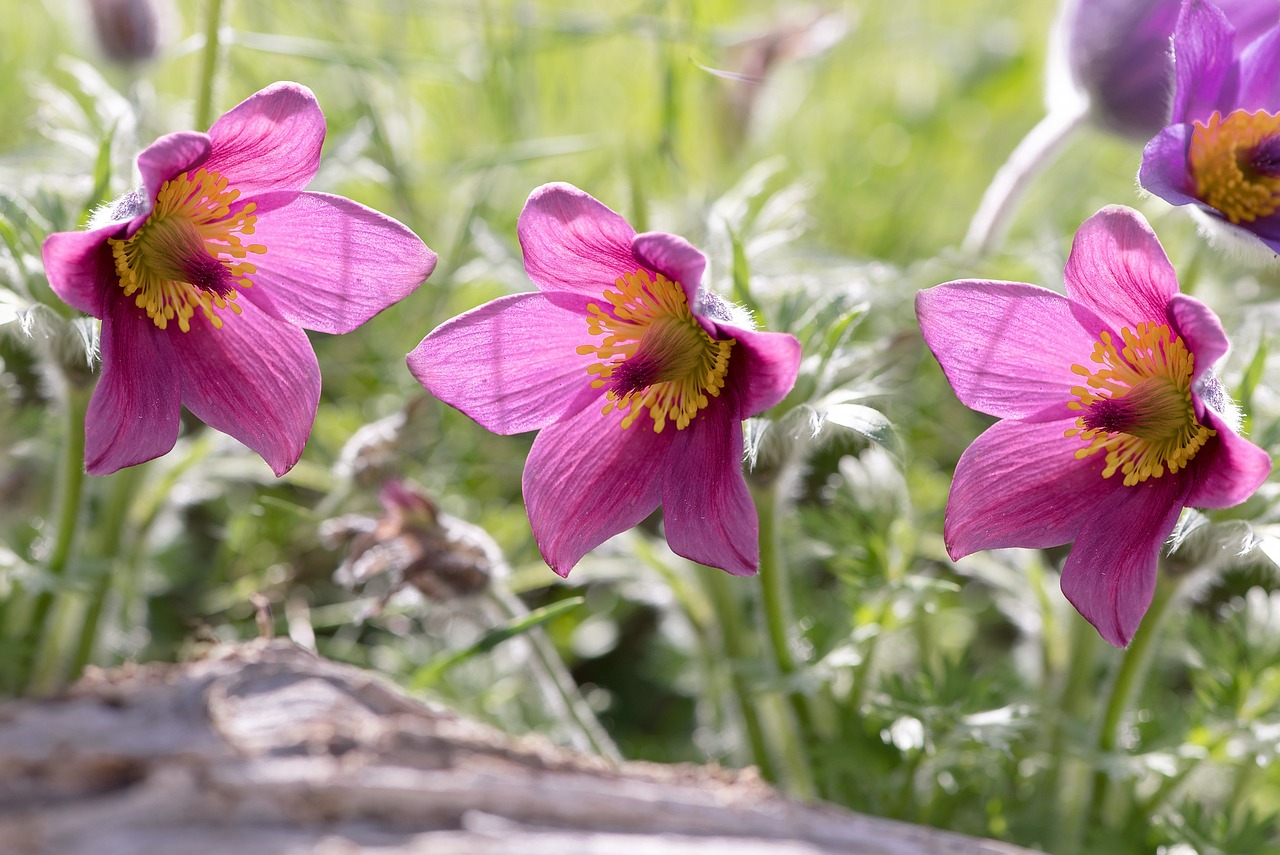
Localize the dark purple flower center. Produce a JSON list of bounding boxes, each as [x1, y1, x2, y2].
[[1189, 109, 1280, 224], [107, 168, 267, 332], [578, 269, 734, 433], [1065, 323, 1214, 486]]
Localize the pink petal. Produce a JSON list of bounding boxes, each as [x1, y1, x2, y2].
[[1139, 125, 1200, 208], [41, 227, 115, 317], [517, 183, 638, 298], [1167, 294, 1228, 382], [173, 297, 320, 476], [203, 82, 325, 198], [522, 402, 671, 576], [407, 292, 602, 435], [945, 417, 1109, 559], [719, 324, 802, 418], [1237, 23, 1280, 110], [1171, 0, 1237, 122], [632, 231, 707, 309], [1186, 410, 1272, 509], [1063, 206, 1180, 334], [135, 131, 211, 203], [237, 191, 436, 334], [1060, 475, 1189, 647], [85, 292, 182, 474], [661, 395, 757, 575], [916, 281, 1104, 420]]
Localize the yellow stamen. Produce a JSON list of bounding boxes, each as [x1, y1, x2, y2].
[[107, 168, 267, 332], [1064, 323, 1214, 487], [576, 269, 734, 433], [1189, 109, 1280, 224]]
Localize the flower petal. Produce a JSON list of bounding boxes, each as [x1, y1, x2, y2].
[[632, 231, 707, 309], [1167, 293, 1228, 382], [41, 227, 115, 317], [915, 280, 1103, 419], [1186, 409, 1272, 509], [1237, 23, 1280, 110], [85, 292, 182, 475], [408, 292, 601, 435], [661, 394, 757, 575], [944, 417, 1109, 559], [718, 324, 802, 418], [1171, 0, 1237, 122], [1060, 475, 1189, 647], [1139, 124, 1200, 208], [237, 191, 436, 334], [203, 82, 325, 198], [174, 298, 320, 476], [1063, 206, 1180, 333], [517, 183, 637, 297], [523, 402, 670, 576], [135, 131, 211, 202]]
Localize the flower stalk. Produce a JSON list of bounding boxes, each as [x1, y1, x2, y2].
[[193, 0, 226, 130]]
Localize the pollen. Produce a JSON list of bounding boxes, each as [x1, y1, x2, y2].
[[576, 269, 734, 433], [107, 168, 267, 332], [1189, 109, 1280, 224], [1064, 323, 1214, 487]]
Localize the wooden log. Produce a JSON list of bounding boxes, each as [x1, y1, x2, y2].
[[0, 639, 1045, 855]]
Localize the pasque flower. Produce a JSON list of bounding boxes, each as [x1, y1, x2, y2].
[[41, 82, 437, 475], [1140, 0, 1280, 256], [407, 183, 801, 576], [1057, 0, 1277, 139], [917, 206, 1270, 647]]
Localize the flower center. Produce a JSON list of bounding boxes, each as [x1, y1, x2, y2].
[[1189, 109, 1280, 224], [107, 168, 267, 332], [576, 269, 734, 433], [1064, 323, 1214, 486]]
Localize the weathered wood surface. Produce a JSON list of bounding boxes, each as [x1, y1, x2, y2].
[[0, 640, 1046, 855]]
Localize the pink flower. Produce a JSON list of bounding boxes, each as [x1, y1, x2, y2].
[[916, 206, 1271, 646], [41, 82, 437, 476], [407, 183, 801, 576]]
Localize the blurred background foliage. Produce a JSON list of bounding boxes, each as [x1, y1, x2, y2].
[[3, 1, 1280, 854]]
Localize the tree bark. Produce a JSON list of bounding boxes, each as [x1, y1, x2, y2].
[[0, 639, 1045, 855]]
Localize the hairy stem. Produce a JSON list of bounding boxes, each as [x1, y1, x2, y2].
[[193, 0, 228, 129]]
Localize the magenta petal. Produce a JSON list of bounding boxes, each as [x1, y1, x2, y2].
[[135, 131, 211, 201], [1167, 294, 1228, 382], [1171, 0, 1237, 121], [408, 292, 601, 435], [945, 417, 1107, 559], [1139, 125, 1200, 208], [1060, 476, 1189, 647], [174, 299, 320, 476], [85, 294, 182, 474], [204, 82, 325, 198], [41, 228, 115, 317], [1237, 24, 1280, 110], [238, 191, 435, 334], [916, 281, 1103, 419], [1063, 206, 1179, 333], [523, 403, 670, 576], [661, 397, 757, 575], [517, 183, 637, 297], [632, 231, 707, 309], [720, 325, 802, 418], [1186, 410, 1272, 509]]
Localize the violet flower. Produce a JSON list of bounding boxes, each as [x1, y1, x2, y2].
[[1058, 0, 1277, 139], [918, 206, 1270, 647], [42, 82, 437, 476], [407, 183, 801, 577], [1140, 0, 1280, 256]]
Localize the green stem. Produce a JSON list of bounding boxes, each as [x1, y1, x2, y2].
[[703, 569, 776, 781], [1080, 573, 1180, 844], [193, 0, 227, 129], [755, 482, 818, 800], [1047, 610, 1101, 850], [963, 103, 1089, 255], [26, 377, 90, 693]]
